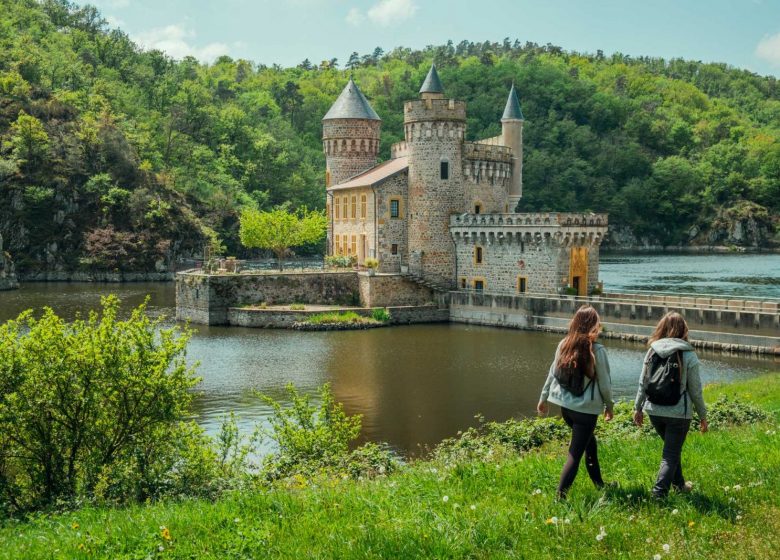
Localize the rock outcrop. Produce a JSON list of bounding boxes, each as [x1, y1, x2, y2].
[[0, 234, 19, 291]]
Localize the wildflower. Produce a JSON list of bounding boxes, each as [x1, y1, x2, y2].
[[470, 505, 476, 511], [160, 526, 171, 541], [158, 545, 164, 552], [629, 514, 636, 521], [596, 526, 607, 541], [545, 518, 554, 525], [653, 555, 662, 560], [234, 518, 240, 523], [688, 520, 695, 527], [442, 495, 449, 503], [564, 518, 571, 524], [724, 486, 730, 492], [732, 484, 742, 491], [551, 516, 559, 525], [646, 537, 652, 543], [671, 508, 679, 515], [71, 523, 79, 530], [533, 488, 542, 495], [736, 515, 743, 521], [662, 543, 671, 553]]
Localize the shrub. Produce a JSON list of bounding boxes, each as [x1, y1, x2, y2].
[[325, 255, 356, 268], [306, 311, 375, 325], [0, 296, 206, 513], [371, 307, 391, 322], [289, 303, 306, 311], [364, 257, 379, 270], [700, 396, 770, 428], [258, 384, 398, 481]]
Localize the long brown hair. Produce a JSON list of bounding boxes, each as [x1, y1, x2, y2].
[[648, 311, 689, 344], [556, 305, 601, 378]]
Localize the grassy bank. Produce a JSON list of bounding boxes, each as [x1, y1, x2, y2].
[[2, 376, 779, 559]]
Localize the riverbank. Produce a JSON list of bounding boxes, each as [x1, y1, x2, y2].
[[2, 375, 778, 559]]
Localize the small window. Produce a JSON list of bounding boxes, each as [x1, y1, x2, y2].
[[390, 199, 400, 218], [360, 194, 367, 219], [517, 276, 527, 294], [460, 277, 467, 289], [343, 196, 349, 221], [326, 170, 331, 188], [473, 279, 485, 292], [391, 244, 398, 255], [475, 246, 483, 265], [351, 196, 357, 219], [335, 198, 340, 221], [335, 234, 341, 255], [474, 204, 482, 214], [351, 235, 357, 256], [440, 161, 449, 180]]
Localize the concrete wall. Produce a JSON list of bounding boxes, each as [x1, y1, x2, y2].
[[448, 291, 780, 354], [176, 271, 361, 325]]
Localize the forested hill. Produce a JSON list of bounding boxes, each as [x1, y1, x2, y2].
[[1, 1, 779, 274]]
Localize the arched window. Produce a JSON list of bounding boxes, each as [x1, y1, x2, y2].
[[440, 160, 449, 180]]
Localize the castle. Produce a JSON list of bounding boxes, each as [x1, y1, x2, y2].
[[323, 65, 608, 296]]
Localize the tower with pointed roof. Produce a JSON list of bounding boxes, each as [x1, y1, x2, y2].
[[404, 64, 468, 285], [322, 78, 382, 188], [502, 83, 524, 210]]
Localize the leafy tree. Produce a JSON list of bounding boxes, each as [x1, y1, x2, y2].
[[239, 206, 326, 269], [9, 111, 49, 169]]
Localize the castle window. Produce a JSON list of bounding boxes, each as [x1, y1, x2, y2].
[[360, 194, 367, 219], [351, 196, 357, 219], [343, 196, 349, 221], [391, 244, 398, 255], [390, 198, 400, 219], [326, 170, 331, 188], [474, 246, 483, 265], [335, 234, 341, 255], [460, 277, 467, 289], [474, 204, 482, 214], [517, 276, 527, 294], [473, 279, 485, 292], [335, 198, 340, 221], [351, 235, 357, 256], [440, 161, 449, 180]]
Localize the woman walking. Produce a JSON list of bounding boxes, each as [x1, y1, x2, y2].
[[537, 305, 613, 498], [633, 312, 708, 498]]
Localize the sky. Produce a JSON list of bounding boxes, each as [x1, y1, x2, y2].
[[91, 0, 780, 77]]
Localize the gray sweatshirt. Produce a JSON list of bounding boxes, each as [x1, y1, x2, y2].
[[539, 341, 614, 415], [634, 338, 707, 420]]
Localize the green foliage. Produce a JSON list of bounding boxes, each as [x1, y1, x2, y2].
[[325, 255, 356, 268], [370, 307, 391, 322], [239, 206, 326, 269], [306, 311, 377, 325], [9, 111, 49, 167], [0, 296, 204, 513], [258, 384, 397, 481], [289, 303, 305, 310], [364, 257, 379, 270], [699, 396, 770, 428]]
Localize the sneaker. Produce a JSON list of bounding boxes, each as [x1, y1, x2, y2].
[[679, 481, 694, 494]]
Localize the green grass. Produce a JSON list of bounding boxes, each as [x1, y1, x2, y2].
[[305, 311, 378, 325], [2, 376, 779, 559]]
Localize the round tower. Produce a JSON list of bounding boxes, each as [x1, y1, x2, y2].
[[405, 64, 467, 287], [501, 83, 524, 211], [322, 78, 381, 187]]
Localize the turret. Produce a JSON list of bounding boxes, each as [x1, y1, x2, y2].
[[404, 64, 467, 287], [501, 83, 524, 210], [322, 78, 381, 187]]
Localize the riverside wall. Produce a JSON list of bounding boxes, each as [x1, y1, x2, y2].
[[227, 305, 449, 328], [448, 291, 780, 354]]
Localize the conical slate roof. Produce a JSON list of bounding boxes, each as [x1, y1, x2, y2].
[[323, 78, 381, 121], [502, 83, 524, 120], [419, 64, 444, 94]]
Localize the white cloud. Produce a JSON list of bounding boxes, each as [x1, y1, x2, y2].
[[367, 0, 418, 26], [105, 15, 125, 28], [756, 32, 780, 66], [133, 24, 229, 63], [346, 7, 365, 26]]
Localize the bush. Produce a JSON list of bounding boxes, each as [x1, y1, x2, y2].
[[370, 308, 391, 322], [258, 384, 399, 481], [325, 255, 356, 268], [306, 311, 377, 325], [0, 296, 207, 513], [289, 303, 306, 311], [699, 396, 770, 428], [364, 257, 379, 270]]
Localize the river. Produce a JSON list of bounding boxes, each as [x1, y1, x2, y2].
[[0, 253, 778, 456]]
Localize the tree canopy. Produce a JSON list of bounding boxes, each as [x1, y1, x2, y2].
[[0, 0, 778, 273], [239, 206, 326, 269]]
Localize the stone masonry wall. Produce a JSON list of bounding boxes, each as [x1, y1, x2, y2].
[[176, 271, 361, 325], [330, 185, 376, 264], [323, 119, 380, 186], [405, 98, 467, 288], [375, 172, 409, 273], [358, 273, 437, 308]]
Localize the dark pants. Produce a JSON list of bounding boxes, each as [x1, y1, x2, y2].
[[649, 415, 691, 497], [558, 407, 604, 496]]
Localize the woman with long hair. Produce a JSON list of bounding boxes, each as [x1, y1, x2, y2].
[[633, 312, 708, 498], [537, 305, 613, 498]]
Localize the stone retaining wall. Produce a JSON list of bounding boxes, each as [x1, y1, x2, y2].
[[358, 273, 437, 307]]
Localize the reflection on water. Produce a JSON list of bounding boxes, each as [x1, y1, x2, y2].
[[1, 279, 777, 456], [601, 253, 780, 298]]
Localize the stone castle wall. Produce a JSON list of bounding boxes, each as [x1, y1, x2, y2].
[[358, 273, 436, 308], [330, 186, 376, 264], [374, 172, 409, 273], [323, 119, 380, 186]]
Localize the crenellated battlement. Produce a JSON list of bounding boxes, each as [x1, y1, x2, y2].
[[450, 212, 609, 247], [463, 142, 512, 163], [403, 98, 467, 124], [391, 141, 408, 158]]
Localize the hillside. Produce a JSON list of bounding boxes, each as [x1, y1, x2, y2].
[[1, 0, 779, 274]]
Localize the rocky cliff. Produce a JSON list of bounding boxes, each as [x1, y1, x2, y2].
[[0, 234, 19, 291]]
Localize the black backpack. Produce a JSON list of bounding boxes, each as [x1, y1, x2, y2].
[[645, 350, 685, 406], [554, 361, 595, 398]]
